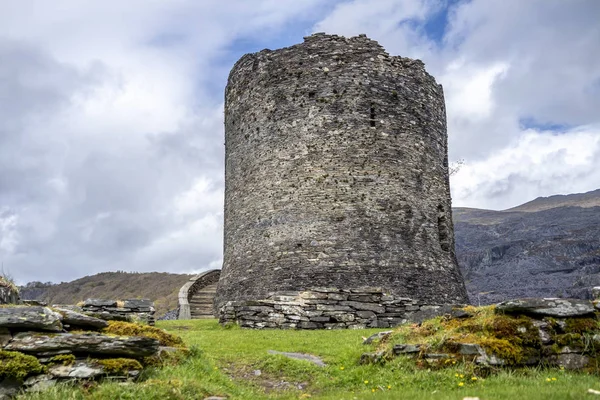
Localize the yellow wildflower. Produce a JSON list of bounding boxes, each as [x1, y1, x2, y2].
[[459, 374, 464, 378], [371, 389, 376, 393], [551, 377, 557, 381], [458, 382, 464, 387], [364, 380, 369, 384], [471, 377, 478, 381], [455, 374, 459, 377], [340, 366, 345, 370], [546, 378, 551, 382], [387, 385, 392, 390]]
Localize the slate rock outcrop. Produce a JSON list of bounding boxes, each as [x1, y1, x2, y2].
[[0, 305, 179, 398], [80, 298, 156, 325], [361, 298, 600, 373]]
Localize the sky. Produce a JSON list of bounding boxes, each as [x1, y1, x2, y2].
[[0, 0, 599, 284]]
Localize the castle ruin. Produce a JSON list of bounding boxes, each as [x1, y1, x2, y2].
[[215, 33, 468, 329]]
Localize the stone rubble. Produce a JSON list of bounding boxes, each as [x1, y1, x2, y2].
[[361, 297, 600, 372], [220, 287, 461, 329], [0, 305, 165, 399], [80, 298, 156, 326]]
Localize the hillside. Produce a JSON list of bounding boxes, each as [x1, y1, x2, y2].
[[19, 271, 194, 316], [454, 189, 600, 304]]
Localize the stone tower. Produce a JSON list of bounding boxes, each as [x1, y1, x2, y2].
[[215, 33, 468, 315]]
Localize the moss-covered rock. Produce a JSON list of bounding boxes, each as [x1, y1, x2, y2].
[[47, 354, 75, 366], [0, 350, 45, 380], [102, 321, 185, 348], [97, 358, 142, 375], [378, 303, 600, 373]]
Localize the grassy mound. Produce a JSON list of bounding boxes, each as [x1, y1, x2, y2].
[[375, 305, 600, 372]]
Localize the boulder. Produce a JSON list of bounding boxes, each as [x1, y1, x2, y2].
[[53, 308, 108, 330], [0, 307, 62, 332], [496, 298, 595, 317], [5, 332, 159, 358]]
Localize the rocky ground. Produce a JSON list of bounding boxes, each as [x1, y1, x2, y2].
[[454, 189, 600, 304]]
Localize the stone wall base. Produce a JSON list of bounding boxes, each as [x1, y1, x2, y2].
[[219, 287, 465, 329]]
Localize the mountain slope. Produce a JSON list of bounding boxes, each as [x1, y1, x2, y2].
[[454, 189, 600, 304], [19, 272, 193, 316]]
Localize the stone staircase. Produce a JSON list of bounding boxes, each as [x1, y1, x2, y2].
[[178, 269, 221, 320], [189, 283, 218, 319]]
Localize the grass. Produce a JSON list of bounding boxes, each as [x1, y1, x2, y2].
[[16, 319, 600, 399]]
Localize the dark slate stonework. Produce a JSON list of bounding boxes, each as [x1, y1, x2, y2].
[[215, 33, 468, 316], [219, 288, 464, 329]]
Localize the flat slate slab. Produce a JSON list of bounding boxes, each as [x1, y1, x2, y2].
[[496, 298, 595, 317], [122, 299, 153, 309], [53, 308, 109, 330], [82, 299, 117, 307], [5, 332, 159, 357], [267, 350, 326, 367], [0, 306, 63, 332]]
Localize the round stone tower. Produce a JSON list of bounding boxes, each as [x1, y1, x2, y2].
[[215, 33, 468, 313]]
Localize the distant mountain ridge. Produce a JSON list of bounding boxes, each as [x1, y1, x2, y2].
[[19, 271, 193, 316], [454, 188, 600, 304]]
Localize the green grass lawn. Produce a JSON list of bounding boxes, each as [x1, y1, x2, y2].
[[19, 319, 600, 399]]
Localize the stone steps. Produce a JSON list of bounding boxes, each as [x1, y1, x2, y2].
[[189, 284, 217, 319]]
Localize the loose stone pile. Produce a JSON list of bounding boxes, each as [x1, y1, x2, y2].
[[361, 298, 600, 372], [78, 298, 156, 326], [219, 288, 463, 329], [0, 305, 173, 398]]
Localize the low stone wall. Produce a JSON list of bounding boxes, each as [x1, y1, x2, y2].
[[79, 299, 156, 326], [219, 287, 463, 329], [0, 305, 164, 398]]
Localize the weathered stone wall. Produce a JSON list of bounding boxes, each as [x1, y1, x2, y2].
[[219, 288, 462, 329], [0, 306, 161, 397], [216, 32, 468, 311], [79, 299, 155, 326]]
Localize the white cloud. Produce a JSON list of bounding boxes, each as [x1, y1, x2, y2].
[[1, 0, 599, 283], [442, 60, 509, 121], [452, 126, 600, 209]]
